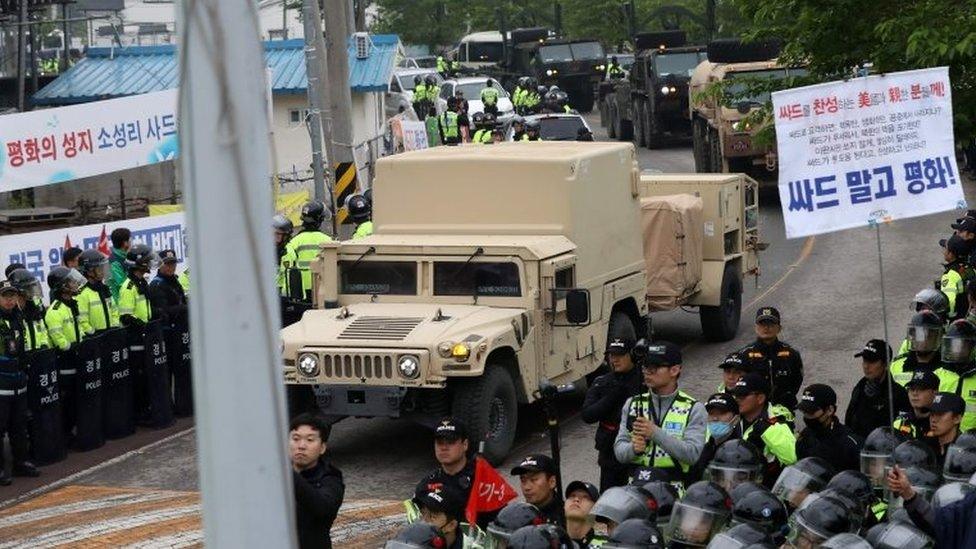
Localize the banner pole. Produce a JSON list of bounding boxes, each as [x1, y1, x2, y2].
[[875, 223, 895, 425]]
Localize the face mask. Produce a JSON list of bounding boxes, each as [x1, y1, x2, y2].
[[708, 420, 733, 439]]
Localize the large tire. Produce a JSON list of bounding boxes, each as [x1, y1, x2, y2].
[[452, 366, 518, 465], [700, 264, 742, 342], [708, 128, 724, 173], [706, 39, 782, 64]]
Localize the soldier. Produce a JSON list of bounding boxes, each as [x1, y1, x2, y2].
[[739, 307, 804, 410], [0, 280, 38, 485]]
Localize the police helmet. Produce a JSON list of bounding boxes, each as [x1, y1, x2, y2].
[[892, 439, 938, 471], [911, 287, 949, 319], [637, 480, 678, 528], [785, 494, 852, 547], [8, 268, 41, 299], [300, 200, 327, 228], [819, 533, 872, 549], [706, 439, 764, 492], [797, 489, 864, 532], [602, 518, 664, 549], [707, 522, 771, 549], [424, 74, 437, 86], [507, 524, 574, 549], [486, 501, 543, 542], [956, 431, 976, 450], [536, 85, 548, 95], [932, 481, 976, 508], [667, 481, 732, 546], [731, 489, 788, 538], [78, 249, 109, 280], [729, 481, 765, 504], [860, 427, 909, 490], [770, 457, 834, 510], [384, 522, 444, 549], [346, 194, 371, 223], [518, 76, 529, 88], [941, 318, 976, 364], [124, 243, 157, 272], [472, 111, 486, 127], [272, 214, 294, 235], [907, 310, 944, 353], [864, 521, 933, 549], [944, 445, 976, 482], [527, 77, 538, 88], [364, 188, 373, 206], [485, 79, 494, 88], [589, 486, 655, 526], [482, 112, 497, 127], [526, 119, 541, 133], [47, 266, 87, 296], [826, 470, 874, 509]]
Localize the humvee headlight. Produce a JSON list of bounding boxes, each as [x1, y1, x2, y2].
[[398, 355, 420, 379], [732, 121, 751, 132], [437, 342, 454, 358], [596, 64, 605, 71], [660, 86, 670, 95], [451, 343, 471, 361], [546, 69, 558, 76], [297, 353, 320, 377]]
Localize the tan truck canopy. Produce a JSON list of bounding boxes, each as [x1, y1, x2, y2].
[[641, 195, 703, 310]]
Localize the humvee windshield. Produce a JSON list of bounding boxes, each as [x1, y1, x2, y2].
[[433, 262, 521, 297], [654, 51, 708, 78], [723, 68, 808, 106], [339, 261, 417, 295]]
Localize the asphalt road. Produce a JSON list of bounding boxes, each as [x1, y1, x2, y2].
[[2, 112, 971, 547]]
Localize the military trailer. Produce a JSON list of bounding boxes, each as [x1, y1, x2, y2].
[[690, 39, 806, 177], [281, 143, 759, 463]]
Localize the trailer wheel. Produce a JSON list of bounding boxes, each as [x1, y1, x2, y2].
[[700, 264, 742, 342], [708, 128, 724, 173], [452, 366, 518, 465]]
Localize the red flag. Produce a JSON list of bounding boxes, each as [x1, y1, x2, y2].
[[465, 456, 517, 525], [63, 234, 72, 250], [97, 225, 110, 256]]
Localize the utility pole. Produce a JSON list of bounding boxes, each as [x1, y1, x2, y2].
[[323, 0, 354, 167], [62, 2, 70, 72], [281, 0, 288, 39], [177, 0, 295, 546], [29, 13, 38, 95], [301, 0, 328, 205], [16, 0, 27, 111]]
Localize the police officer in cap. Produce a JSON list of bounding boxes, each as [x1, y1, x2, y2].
[[413, 417, 474, 518], [688, 392, 742, 482], [582, 335, 644, 491], [563, 480, 599, 546], [739, 307, 803, 410], [413, 487, 466, 549], [894, 370, 939, 438], [347, 194, 373, 240], [729, 373, 797, 488], [150, 250, 191, 417], [846, 338, 911, 438], [511, 454, 565, 527], [796, 384, 862, 472], [922, 392, 964, 468], [280, 201, 333, 302], [0, 280, 38, 485]]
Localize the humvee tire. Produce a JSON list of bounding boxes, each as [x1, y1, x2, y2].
[[452, 366, 518, 464], [700, 264, 742, 341], [706, 39, 781, 64]]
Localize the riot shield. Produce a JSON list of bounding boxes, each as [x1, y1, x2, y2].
[[143, 320, 173, 428], [126, 321, 148, 424], [56, 347, 81, 442], [24, 348, 65, 465], [73, 335, 105, 451], [168, 316, 193, 417], [101, 327, 134, 439]]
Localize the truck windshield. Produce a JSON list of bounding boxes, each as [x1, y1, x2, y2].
[[539, 44, 573, 63], [466, 41, 504, 62], [654, 51, 707, 78], [569, 41, 605, 60], [339, 261, 417, 295], [724, 68, 808, 106], [456, 81, 509, 100], [536, 116, 587, 141], [433, 262, 521, 297]]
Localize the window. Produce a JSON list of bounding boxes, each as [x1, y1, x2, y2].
[[440, 85, 454, 100], [653, 51, 708, 78], [555, 266, 575, 288], [536, 116, 587, 141], [288, 108, 309, 126], [723, 68, 809, 107], [389, 78, 401, 93], [339, 261, 417, 295], [538, 44, 573, 63], [433, 262, 521, 297], [569, 41, 605, 61], [465, 41, 504, 63]]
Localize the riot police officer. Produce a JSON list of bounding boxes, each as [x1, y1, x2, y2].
[[827, 470, 885, 529], [486, 501, 543, 547], [280, 201, 333, 303], [785, 494, 853, 547], [602, 518, 664, 548], [385, 522, 446, 549], [706, 523, 772, 548], [730, 489, 788, 545], [273, 214, 294, 260], [770, 456, 834, 511], [44, 266, 88, 444], [0, 280, 38, 485], [704, 438, 764, 493], [588, 485, 655, 537], [150, 250, 191, 417], [347, 194, 373, 240], [739, 307, 804, 410], [9, 269, 64, 464], [934, 320, 976, 431], [666, 481, 732, 547], [940, 234, 972, 320], [77, 249, 119, 334], [891, 311, 944, 386]]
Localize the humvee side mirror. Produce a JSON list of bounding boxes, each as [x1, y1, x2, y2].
[[565, 289, 590, 325]]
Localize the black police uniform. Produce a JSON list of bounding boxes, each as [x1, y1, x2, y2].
[[796, 419, 862, 472], [739, 339, 803, 410], [536, 493, 566, 528], [0, 307, 33, 482], [845, 374, 912, 439], [894, 410, 931, 438], [149, 268, 191, 417], [581, 361, 644, 491], [416, 459, 476, 503]]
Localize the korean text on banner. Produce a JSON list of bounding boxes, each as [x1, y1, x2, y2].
[[0, 212, 187, 301], [772, 67, 965, 239], [0, 89, 178, 192], [400, 120, 429, 151]]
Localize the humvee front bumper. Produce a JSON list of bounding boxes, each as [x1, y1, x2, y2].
[[312, 384, 408, 417]]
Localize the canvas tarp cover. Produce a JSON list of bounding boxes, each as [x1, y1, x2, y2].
[[641, 194, 703, 310]]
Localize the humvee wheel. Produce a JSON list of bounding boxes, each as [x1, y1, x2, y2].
[[700, 264, 742, 342], [452, 366, 518, 464]]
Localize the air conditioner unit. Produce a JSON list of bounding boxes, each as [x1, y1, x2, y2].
[[354, 32, 369, 59]]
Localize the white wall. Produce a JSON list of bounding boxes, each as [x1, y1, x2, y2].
[[271, 94, 314, 175]]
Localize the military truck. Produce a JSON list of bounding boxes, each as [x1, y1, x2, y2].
[[492, 27, 606, 113], [281, 143, 759, 463], [600, 31, 706, 148], [690, 39, 806, 176]]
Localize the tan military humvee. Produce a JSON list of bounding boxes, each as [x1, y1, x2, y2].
[[689, 59, 807, 176], [282, 142, 759, 462]]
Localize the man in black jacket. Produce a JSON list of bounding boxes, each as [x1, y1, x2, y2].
[[149, 250, 192, 416], [581, 336, 644, 491], [796, 384, 862, 472], [289, 413, 344, 549], [739, 307, 804, 410], [845, 339, 911, 438]]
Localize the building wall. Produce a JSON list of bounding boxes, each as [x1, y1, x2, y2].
[[271, 94, 314, 175]]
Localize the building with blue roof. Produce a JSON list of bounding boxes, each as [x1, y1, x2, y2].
[[33, 35, 400, 175]]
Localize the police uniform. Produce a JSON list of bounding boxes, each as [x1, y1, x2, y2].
[[510, 454, 566, 527], [934, 364, 976, 432], [892, 370, 940, 438], [150, 250, 191, 418], [795, 384, 862, 472], [921, 392, 965, 469], [45, 294, 84, 441], [439, 110, 461, 145], [739, 308, 803, 410], [890, 351, 942, 387], [730, 374, 797, 488], [940, 235, 973, 320], [0, 294, 37, 484], [480, 85, 500, 116], [279, 229, 333, 302], [845, 340, 912, 438]]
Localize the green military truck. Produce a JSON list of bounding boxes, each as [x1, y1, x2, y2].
[[282, 143, 759, 462]]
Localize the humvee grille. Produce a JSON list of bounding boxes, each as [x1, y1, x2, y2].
[[321, 353, 397, 380], [337, 316, 424, 341]]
